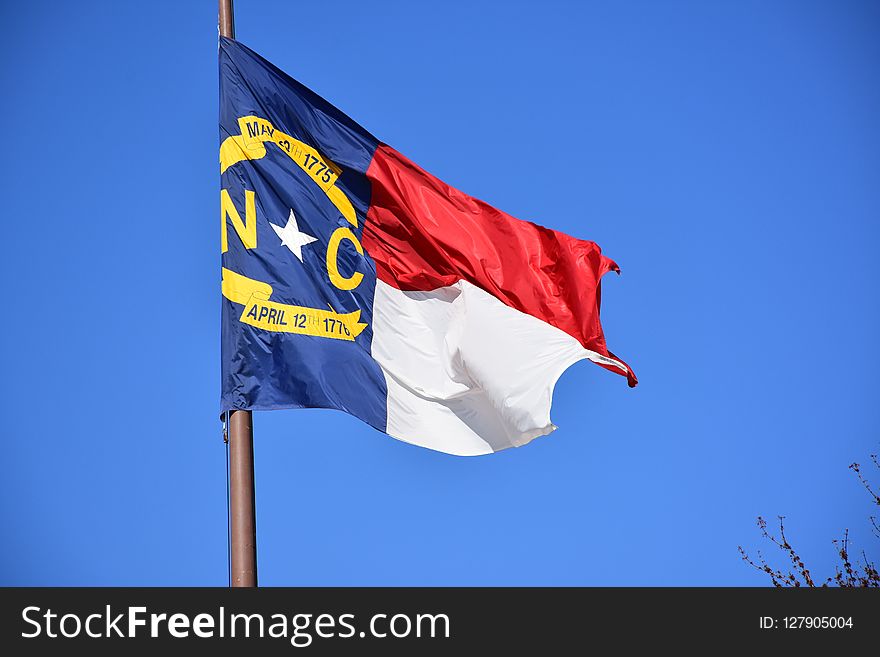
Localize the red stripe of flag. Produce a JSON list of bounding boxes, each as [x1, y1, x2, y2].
[[363, 144, 637, 387]]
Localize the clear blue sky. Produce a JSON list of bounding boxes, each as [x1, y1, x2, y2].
[[1, 0, 877, 585]]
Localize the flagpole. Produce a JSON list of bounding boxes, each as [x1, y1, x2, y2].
[[220, 0, 257, 588]]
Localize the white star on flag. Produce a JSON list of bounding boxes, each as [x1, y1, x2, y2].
[[271, 209, 318, 262]]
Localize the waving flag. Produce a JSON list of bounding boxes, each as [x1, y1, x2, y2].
[[220, 37, 636, 456]]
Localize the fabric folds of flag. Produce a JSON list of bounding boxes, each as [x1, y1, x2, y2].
[[219, 37, 636, 456]]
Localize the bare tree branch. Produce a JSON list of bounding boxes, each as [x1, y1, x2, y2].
[[740, 449, 879, 587]]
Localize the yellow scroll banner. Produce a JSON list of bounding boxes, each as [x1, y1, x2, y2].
[[220, 116, 358, 228], [222, 267, 366, 341]]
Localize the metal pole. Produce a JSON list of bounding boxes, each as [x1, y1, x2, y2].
[[219, 0, 257, 588], [228, 409, 257, 586], [219, 0, 235, 40]]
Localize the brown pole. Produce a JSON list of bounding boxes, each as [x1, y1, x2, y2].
[[228, 409, 257, 586], [220, 0, 257, 588], [219, 0, 234, 40]]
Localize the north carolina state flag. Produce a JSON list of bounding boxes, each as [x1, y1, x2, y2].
[[220, 37, 636, 456]]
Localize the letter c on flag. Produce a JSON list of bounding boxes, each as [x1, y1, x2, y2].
[[326, 226, 364, 291]]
